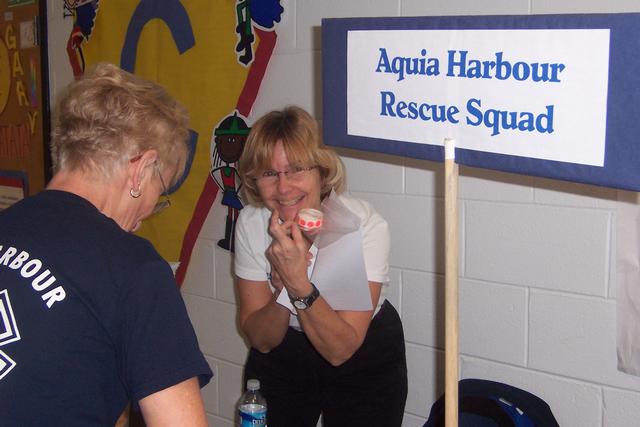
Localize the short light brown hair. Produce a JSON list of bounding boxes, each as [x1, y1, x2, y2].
[[238, 106, 345, 207], [50, 62, 190, 186]]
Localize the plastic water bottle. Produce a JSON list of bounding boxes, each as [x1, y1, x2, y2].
[[238, 379, 267, 427]]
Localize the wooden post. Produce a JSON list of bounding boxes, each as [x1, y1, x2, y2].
[[444, 138, 459, 427]]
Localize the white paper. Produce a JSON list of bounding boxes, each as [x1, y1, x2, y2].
[[314, 191, 362, 248], [275, 192, 372, 312]]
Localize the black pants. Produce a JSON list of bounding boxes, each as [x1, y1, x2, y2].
[[244, 300, 408, 427]]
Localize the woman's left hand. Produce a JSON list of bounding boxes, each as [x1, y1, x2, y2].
[[266, 210, 313, 297]]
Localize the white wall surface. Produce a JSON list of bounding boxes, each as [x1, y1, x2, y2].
[[45, 1, 640, 426]]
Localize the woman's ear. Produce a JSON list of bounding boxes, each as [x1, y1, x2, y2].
[[128, 149, 158, 192]]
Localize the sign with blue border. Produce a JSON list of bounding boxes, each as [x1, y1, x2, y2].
[[322, 14, 640, 191], [0, 170, 26, 211]]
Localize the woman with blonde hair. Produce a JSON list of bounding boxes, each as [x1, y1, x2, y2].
[[235, 106, 407, 426], [0, 63, 211, 426]]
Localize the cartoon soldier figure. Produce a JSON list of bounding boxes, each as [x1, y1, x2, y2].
[[211, 112, 249, 252]]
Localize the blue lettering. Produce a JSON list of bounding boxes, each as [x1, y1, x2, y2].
[[391, 56, 406, 81], [380, 91, 396, 117], [485, 109, 501, 136], [494, 52, 511, 80], [380, 92, 459, 124], [465, 98, 483, 127], [407, 102, 418, 119], [446, 106, 460, 124], [418, 103, 431, 121], [396, 101, 408, 118], [375, 48, 440, 81], [447, 50, 467, 77], [512, 61, 530, 81], [549, 64, 565, 82], [536, 106, 554, 134], [376, 48, 391, 74], [466, 59, 483, 79], [465, 99, 555, 136], [517, 112, 535, 132], [448, 50, 565, 83]]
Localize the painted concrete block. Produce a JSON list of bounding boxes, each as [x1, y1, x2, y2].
[[529, 291, 640, 391], [298, 0, 400, 50], [405, 343, 444, 418], [603, 388, 640, 427], [465, 201, 609, 295], [460, 279, 527, 365], [182, 239, 216, 299], [341, 149, 404, 194], [355, 192, 441, 272], [184, 294, 249, 364], [402, 0, 529, 16], [402, 270, 442, 347]]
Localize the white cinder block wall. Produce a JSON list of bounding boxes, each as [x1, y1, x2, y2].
[[45, 1, 640, 426]]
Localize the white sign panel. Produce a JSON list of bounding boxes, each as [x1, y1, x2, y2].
[[347, 29, 610, 166]]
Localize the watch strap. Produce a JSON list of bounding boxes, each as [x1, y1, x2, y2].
[[290, 282, 320, 310]]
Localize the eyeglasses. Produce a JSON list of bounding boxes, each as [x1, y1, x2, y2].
[[152, 162, 171, 215], [256, 165, 317, 186]]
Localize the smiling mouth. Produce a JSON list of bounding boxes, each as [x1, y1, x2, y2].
[[278, 196, 303, 207]]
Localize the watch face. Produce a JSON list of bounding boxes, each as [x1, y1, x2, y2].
[[293, 300, 308, 310]]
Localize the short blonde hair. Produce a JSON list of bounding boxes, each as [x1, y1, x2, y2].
[[50, 62, 190, 186], [239, 106, 345, 207]]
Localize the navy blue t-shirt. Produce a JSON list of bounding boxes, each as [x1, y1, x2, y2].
[[0, 190, 212, 425]]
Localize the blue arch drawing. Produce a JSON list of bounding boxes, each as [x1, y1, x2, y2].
[[120, 0, 197, 193]]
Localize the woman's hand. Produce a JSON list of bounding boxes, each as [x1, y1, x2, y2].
[[266, 210, 313, 298]]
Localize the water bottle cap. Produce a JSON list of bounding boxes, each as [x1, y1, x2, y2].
[[247, 379, 260, 391]]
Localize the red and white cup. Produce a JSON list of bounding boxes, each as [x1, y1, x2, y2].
[[297, 208, 323, 232]]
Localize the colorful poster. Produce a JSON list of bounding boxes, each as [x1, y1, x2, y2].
[[72, 0, 281, 284]]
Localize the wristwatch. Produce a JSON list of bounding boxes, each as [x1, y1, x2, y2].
[[289, 282, 320, 310]]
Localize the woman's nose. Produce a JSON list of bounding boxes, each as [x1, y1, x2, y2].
[[276, 173, 293, 193]]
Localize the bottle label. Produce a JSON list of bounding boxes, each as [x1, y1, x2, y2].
[[238, 404, 267, 427]]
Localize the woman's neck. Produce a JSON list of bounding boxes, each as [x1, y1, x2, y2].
[[47, 169, 121, 219]]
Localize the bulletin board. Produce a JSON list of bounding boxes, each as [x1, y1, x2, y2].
[[0, 0, 48, 208]]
